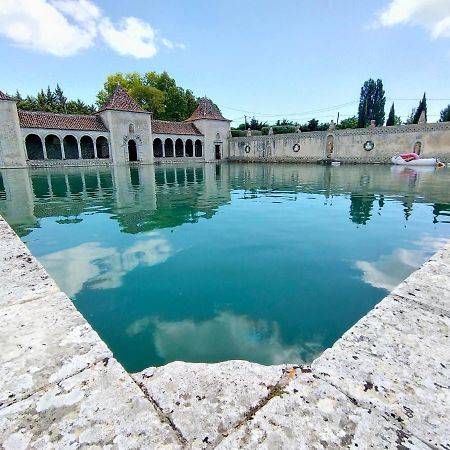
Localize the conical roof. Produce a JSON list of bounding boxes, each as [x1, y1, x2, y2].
[[186, 97, 230, 121], [0, 90, 13, 101], [99, 85, 146, 113]]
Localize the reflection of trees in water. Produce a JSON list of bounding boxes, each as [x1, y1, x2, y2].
[[433, 203, 450, 224], [349, 194, 376, 225]]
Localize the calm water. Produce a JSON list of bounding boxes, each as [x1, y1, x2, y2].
[[1, 163, 449, 372]]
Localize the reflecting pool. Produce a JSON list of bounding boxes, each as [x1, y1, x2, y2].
[[1, 163, 449, 372]]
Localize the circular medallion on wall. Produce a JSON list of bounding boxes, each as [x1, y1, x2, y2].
[[244, 145, 251, 153], [364, 140, 375, 151], [293, 143, 300, 152]]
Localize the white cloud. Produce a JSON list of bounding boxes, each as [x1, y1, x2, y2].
[[374, 0, 450, 39], [99, 17, 157, 59], [0, 0, 184, 58], [0, 0, 98, 56], [39, 233, 173, 297]]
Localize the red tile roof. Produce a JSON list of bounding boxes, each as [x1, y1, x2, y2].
[[18, 110, 108, 131], [0, 90, 13, 101], [186, 97, 230, 122], [152, 120, 202, 136], [99, 85, 147, 113]]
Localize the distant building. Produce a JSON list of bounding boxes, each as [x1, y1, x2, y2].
[[0, 85, 231, 167]]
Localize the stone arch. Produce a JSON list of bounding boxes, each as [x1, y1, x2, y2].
[[175, 138, 184, 157], [96, 136, 109, 159], [153, 138, 163, 158], [128, 139, 138, 161], [45, 134, 62, 159], [185, 139, 193, 157], [164, 138, 174, 158], [63, 135, 79, 159], [80, 136, 95, 159], [195, 140, 203, 157], [326, 135, 334, 159], [413, 141, 423, 155], [25, 134, 44, 160]]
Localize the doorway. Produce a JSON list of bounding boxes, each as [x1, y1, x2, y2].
[[128, 140, 138, 162], [215, 144, 221, 160]]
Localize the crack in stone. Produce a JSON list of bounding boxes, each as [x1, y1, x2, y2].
[[313, 370, 437, 450], [0, 354, 111, 411], [132, 376, 188, 447]]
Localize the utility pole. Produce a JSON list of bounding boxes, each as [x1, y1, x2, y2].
[[244, 115, 248, 128], [336, 112, 340, 125]]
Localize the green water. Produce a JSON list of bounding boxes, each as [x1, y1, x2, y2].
[[1, 163, 449, 372]]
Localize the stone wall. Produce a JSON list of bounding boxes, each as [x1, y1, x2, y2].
[[0, 100, 26, 167], [229, 122, 450, 163]]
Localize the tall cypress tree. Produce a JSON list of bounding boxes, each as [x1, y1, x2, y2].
[[386, 102, 396, 126], [357, 78, 386, 127], [413, 92, 427, 124]]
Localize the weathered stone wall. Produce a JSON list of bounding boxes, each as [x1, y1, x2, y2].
[[0, 100, 27, 167], [229, 122, 450, 163], [191, 119, 230, 162]]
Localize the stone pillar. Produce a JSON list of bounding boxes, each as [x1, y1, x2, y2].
[[60, 139, 65, 160], [93, 137, 98, 159], [77, 139, 82, 159], [42, 136, 48, 159]]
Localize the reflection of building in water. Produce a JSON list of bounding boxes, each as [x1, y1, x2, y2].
[[433, 203, 450, 224], [0, 164, 449, 234]]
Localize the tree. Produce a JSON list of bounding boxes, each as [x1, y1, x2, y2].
[[440, 104, 450, 122], [386, 102, 396, 126], [338, 116, 358, 129], [96, 71, 200, 121], [357, 78, 386, 127], [412, 92, 427, 124]]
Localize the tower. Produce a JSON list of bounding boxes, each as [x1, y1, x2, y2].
[[0, 91, 26, 167], [98, 85, 153, 164], [185, 98, 231, 161]]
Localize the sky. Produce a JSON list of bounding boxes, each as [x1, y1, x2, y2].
[[1, 0, 450, 125]]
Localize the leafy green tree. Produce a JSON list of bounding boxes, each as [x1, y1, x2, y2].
[[412, 92, 427, 123], [386, 102, 396, 126], [357, 78, 386, 127], [440, 104, 450, 122], [307, 118, 319, 131], [96, 71, 200, 121], [337, 116, 358, 129]]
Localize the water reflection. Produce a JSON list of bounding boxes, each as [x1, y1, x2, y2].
[[0, 163, 450, 371]]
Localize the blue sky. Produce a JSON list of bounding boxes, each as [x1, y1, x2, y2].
[[1, 0, 450, 125]]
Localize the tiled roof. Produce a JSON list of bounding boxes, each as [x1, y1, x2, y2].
[[99, 85, 147, 113], [186, 97, 230, 122], [0, 90, 13, 101], [18, 110, 108, 131], [152, 120, 202, 136]]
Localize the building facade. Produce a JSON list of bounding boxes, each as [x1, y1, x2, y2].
[[0, 86, 232, 168]]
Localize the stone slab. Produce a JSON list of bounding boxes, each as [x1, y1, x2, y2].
[[0, 358, 181, 450], [312, 295, 450, 449], [217, 370, 428, 450], [0, 292, 111, 407], [133, 360, 286, 449], [0, 218, 59, 308]]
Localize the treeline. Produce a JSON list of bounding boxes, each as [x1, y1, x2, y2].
[[12, 85, 96, 114], [233, 78, 450, 135]]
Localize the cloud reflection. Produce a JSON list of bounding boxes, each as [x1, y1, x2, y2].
[[356, 236, 448, 291], [40, 233, 172, 297], [127, 311, 323, 365]]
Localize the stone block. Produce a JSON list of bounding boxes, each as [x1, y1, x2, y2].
[[133, 360, 286, 448]]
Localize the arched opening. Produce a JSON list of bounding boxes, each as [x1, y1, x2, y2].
[[153, 138, 163, 158], [45, 134, 62, 159], [195, 140, 203, 157], [326, 135, 334, 159], [96, 136, 109, 159], [63, 135, 78, 159], [128, 139, 138, 161], [129, 123, 135, 134], [216, 133, 220, 140], [413, 141, 422, 155], [185, 139, 193, 157], [25, 134, 44, 160], [164, 138, 174, 158], [215, 144, 221, 160], [80, 136, 95, 159], [175, 139, 184, 157]]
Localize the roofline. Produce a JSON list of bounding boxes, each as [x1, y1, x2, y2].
[[184, 117, 232, 123], [97, 107, 151, 114]]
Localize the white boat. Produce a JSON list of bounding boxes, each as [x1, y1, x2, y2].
[[391, 153, 440, 166]]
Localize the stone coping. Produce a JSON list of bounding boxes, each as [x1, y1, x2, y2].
[[0, 214, 448, 449]]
